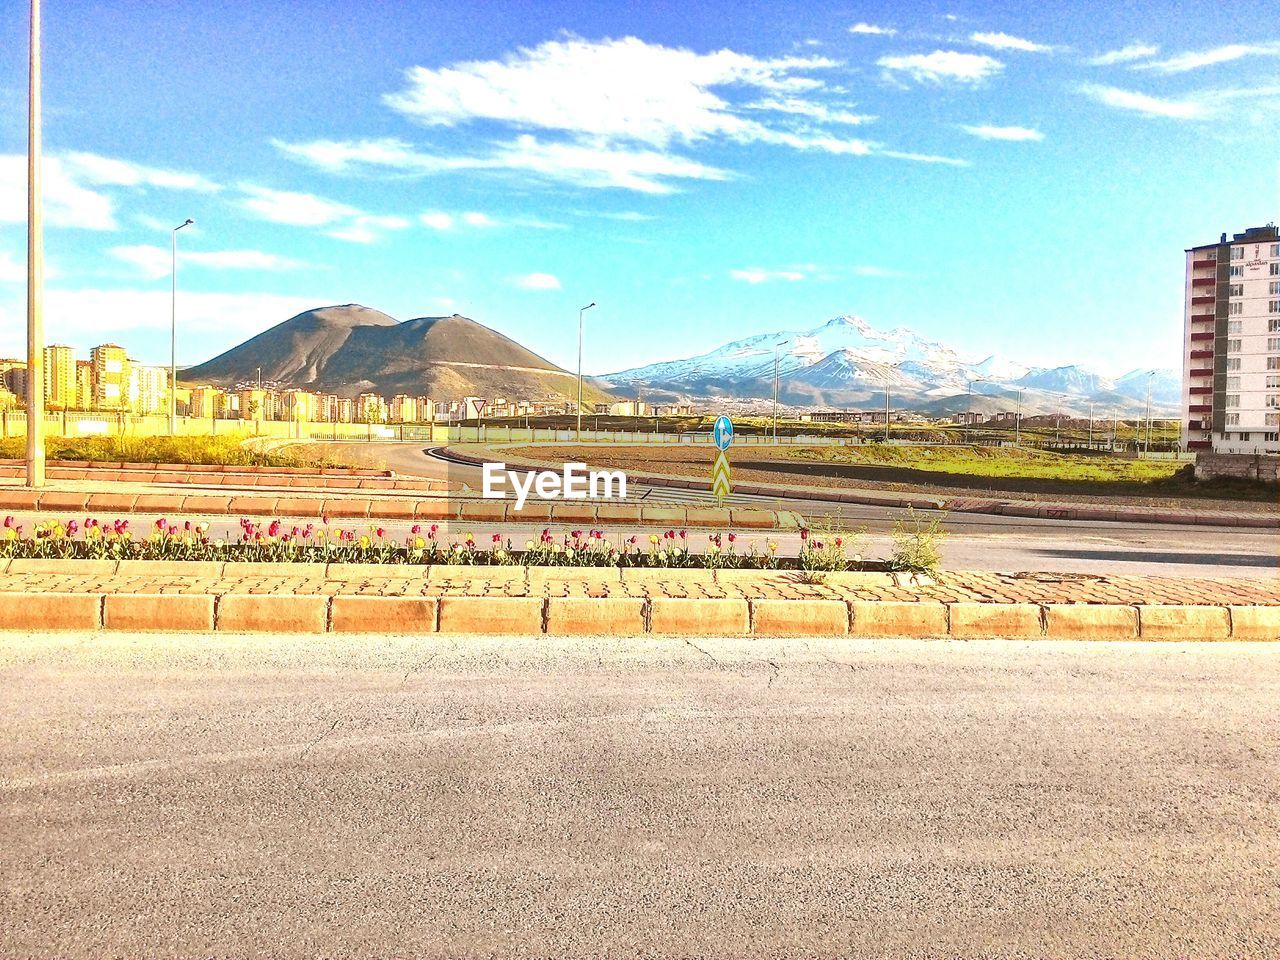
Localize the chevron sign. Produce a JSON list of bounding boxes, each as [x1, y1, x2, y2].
[[712, 451, 732, 504]]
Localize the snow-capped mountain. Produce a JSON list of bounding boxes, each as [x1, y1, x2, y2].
[[601, 315, 1178, 415]]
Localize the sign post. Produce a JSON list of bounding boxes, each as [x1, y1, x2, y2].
[[712, 415, 733, 505]]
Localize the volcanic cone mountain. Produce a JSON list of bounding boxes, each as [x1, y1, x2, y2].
[[184, 304, 614, 403]]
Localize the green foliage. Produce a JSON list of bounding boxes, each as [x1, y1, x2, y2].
[[887, 508, 947, 576], [798, 515, 868, 575], [0, 434, 354, 469]]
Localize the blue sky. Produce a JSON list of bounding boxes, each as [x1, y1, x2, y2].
[[1, 0, 1277, 377]]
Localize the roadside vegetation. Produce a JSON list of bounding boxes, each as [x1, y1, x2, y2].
[[0, 515, 938, 573], [0, 435, 358, 469]]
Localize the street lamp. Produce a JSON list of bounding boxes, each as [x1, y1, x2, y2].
[[25, 0, 44, 487], [1143, 370, 1156, 457], [170, 218, 193, 435], [882, 372, 891, 442], [1014, 388, 1023, 446], [772, 341, 785, 442], [576, 302, 596, 440]]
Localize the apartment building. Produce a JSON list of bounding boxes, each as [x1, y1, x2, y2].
[[90, 344, 130, 409], [43, 345, 77, 409], [1182, 224, 1280, 455], [127, 363, 170, 416]]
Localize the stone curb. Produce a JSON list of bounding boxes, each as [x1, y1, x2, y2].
[[0, 589, 1274, 640], [446, 446, 1279, 531]]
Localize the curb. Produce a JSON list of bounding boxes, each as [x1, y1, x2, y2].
[[445, 446, 1279, 530], [0, 590, 1273, 640]]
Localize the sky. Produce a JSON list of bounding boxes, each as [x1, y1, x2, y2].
[[0, 0, 1277, 378]]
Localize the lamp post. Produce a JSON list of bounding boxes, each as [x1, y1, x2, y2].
[[169, 218, 193, 435], [1087, 401, 1095, 448], [1143, 370, 1155, 457], [772, 342, 782, 442], [1014, 388, 1022, 446], [883, 373, 891, 443], [576, 302, 596, 440], [25, 0, 44, 487]]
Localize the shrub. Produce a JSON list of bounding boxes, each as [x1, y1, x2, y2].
[[887, 508, 947, 576]]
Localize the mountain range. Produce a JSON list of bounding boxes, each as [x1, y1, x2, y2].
[[184, 304, 614, 405], [602, 316, 1180, 416]]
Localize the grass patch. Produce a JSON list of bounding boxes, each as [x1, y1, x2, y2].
[[788, 445, 1181, 483], [0, 435, 358, 469]]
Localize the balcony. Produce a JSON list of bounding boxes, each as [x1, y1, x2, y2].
[[1190, 331, 1214, 341], [1188, 421, 1209, 431], [1189, 386, 1212, 395], [1188, 440, 1212, 450], [1191, 295, 1215, 305], [1190, 313, 1215, 322], [1192, 258, 1217, 269], [1190, 277, 1217, 288], [1188, 404, 1211, 413], [1190, 368, 1213, 377], [1189, 350, 1214, 359]]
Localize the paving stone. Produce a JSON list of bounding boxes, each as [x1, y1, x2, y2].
[[438, 596, 543, 634], [752, 599, 848, 636], [104, 594, 215, 632], [216, 593, 328, 633], [1139, 604, 1232, 640], [331, 595, 437, 633], [850, 601, 948, 638], [649, 597, 749, 635], [0, 591, 101, 630], [1043, 604, 1139, 640], [545, 597, 646, 635]]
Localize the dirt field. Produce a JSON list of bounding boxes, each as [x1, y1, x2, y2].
[[498, 444, 1279, 512]]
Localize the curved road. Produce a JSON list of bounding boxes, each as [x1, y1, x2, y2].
[[317, 441, 1278, 579]]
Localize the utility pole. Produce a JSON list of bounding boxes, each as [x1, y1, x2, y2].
[[1112, 410, 1118, 449], [1014, 388, 1022, 446], [576, 302, 596, 441], [170, 218, 193, 435], [772, 342, 781, 442], [965, 378, 984, 444], [1143, 370, 1154, 457], [1087, 401, 1095, 448], [25, 0, 44, 487]]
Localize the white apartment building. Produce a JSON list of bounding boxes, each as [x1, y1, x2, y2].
[[1182, 224, 1280, 455]]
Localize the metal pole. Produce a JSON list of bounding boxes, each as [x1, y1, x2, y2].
[[966, 380, 974, 444], [1088, 402, 1094, 448], [772, 344, 779, 442], [883, 376, 890, 442], [25, 0, 44, 487], [1015, 389, 1022, 446], [1144, 371, 1153, 457], [169, 220, 192, 434], [576, 302, 595, 441]]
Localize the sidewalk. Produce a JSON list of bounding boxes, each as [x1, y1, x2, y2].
[[0, 561, 1274, 639]]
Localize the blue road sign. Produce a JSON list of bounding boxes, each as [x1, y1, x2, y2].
[[713, 415, 734, 451]]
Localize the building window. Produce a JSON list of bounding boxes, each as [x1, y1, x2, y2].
[[1230, 265, 1244, 277], [1265, 431, 1279, 441], [1269, 375, 1280, 388], [1241, 432, 1251, 441], [1229, 283, 1243, 296], [1231, 246, 1244, 259], [1271, 300, 1280, 313], [1226, 414, 1240, 426], [1226, 376, 1241, 389], [1229, 358, 1242, 371], [1269, 395, 1280, 408], [1270, 357, 1280, 370], [1273, 244, 1280, 256], [1229, 302, 1243, 315], [1271, 319, 1280, 333], [1273, 263, 1280, 276], [1270, 337, 1280, 351], [1229, 321, 1243, 334], [1227, 339, 1242, 352], [1271, 281, 1280, 294], [1226, 394, 1239, 407]]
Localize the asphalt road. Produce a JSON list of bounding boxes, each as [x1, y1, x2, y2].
[[3, 633, 1279, 959], [316, 441, 1279, 578]]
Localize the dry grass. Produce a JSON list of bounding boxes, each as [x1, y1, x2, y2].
[[0, 435, 358, 469]]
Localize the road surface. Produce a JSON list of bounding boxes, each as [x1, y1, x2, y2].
[[3, 632, 1278, 958], [311, 441, 1279, 578]]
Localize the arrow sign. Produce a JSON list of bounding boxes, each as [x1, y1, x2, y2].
[[713, 415, 734, 451], [711, 451, 732, 504]]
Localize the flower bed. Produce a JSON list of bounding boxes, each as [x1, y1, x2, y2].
[[0, 515, 923, 572]]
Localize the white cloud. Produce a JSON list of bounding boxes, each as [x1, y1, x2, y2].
[[1077, 83, 1204, 119], [877, 50, 1004, 84], [324, 214, 411, 244], [588, 210, 656, 222], [969, 32, 1053, 53], [237, 184, 359, 226], [60, 152, 221, 193], [383, 36, 838, 147], [960, 124, 1044, 141], [1088, 43, 1159, 66], [420, 211, 454, 230], [514, 272, 561, 290], [854, 265, 907, 278], [109, 244, 310, 280], [850, 23, 896, 36], [876, 149, 970, 166], [462, 211, 495, 227], [730, 267, 807, 284], [746, 97, 876, 125], [0, 154, 116, 229], [1133, 42, 1280, 74]]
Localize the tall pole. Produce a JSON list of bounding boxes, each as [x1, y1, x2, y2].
[[772, 343, 780, 442], [1144, 370, 1154, 457], [25, 0, 44, 487], [966, 380, 974, 444], [576, 302, 595, 440], [883, 375, 890, 443], [1088, 401, 1095, 448], [1112, 409, 1118, 449], [170, 218, 193, 435], [1014, 388, 1022, 446]]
